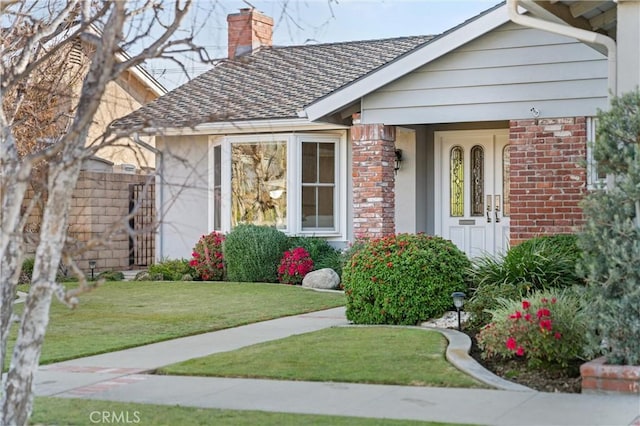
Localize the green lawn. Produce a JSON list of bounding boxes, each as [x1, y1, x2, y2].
[[158, 327, 484, 388], [32, 398, 473, 426], [6, 281, 344, 366]]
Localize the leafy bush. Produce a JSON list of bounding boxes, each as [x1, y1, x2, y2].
[[287, 236, 343, 276], [467, 234, 583, 328], [476, 290, 587, 369], [148, 259, 195, 281], [278, 247, 314, 285], [190, 231, 225, 281], [19, 257, 35, 284], [578, 91, 640, 365], [96, 271, 125, 281], [224, 224, 289, 283], [343, 234, 470, 325]]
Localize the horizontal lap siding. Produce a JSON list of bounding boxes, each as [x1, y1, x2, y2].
[[361, 23, 608, 125]]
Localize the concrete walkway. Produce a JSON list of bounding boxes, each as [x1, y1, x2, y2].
[[34, 307, 640, 426]]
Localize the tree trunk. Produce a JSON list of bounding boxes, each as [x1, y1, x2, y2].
[[1, 162, 81, 426]]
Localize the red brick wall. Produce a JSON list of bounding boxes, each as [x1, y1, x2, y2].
[[351, 123, 396, 238], [509, 117, 587, 245]]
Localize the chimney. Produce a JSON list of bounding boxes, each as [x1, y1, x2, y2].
[[227, 8, 274, 59]]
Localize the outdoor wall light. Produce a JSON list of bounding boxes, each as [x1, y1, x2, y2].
[[88, 260, 96, 280], [394, 149, 403, 173], [451, 291, 466, 331]]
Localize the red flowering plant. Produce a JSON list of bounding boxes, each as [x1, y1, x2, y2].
[[190, 231, 225, 281], [278, 247, 314, 285], [476, 290, 587, 368]]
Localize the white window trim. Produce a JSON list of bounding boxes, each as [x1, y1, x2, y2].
[[586, 117, 605, 190], [208, 132, 347, 239]]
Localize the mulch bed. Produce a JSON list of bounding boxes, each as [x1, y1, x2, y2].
[[465, 330, 582, 393]]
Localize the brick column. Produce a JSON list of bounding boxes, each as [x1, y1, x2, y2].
[[351, 121, 396, 239], [509, 117, 587, 245]]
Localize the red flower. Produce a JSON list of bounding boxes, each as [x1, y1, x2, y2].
[[536, 308, 551, 319], [522, 300, 530, 310], [510, 311, 522, 320], [506, 337, 517, 351], [554, 332, 562, 340], [386, 261, 393, 268], [516, 346, 525, 357], [540, 319, 553, 331], [541, 297, 548, 304], [524, 313, 532, 322], [551, 297, 557, 304]]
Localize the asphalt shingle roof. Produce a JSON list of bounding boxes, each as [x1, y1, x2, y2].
[[116, 35, 434, 129]]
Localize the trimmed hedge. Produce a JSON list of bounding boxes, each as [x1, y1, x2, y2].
[[224, 224, 289, 283], [343, 234, 470, 325]]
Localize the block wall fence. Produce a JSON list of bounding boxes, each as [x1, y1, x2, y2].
[[24, 170, 155, 274]]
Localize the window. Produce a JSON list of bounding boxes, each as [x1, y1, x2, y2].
[[302, 141, 335, 229], [586, 117, 606, 189], [231, 141, 287, 229], [211, 133, 343, 236], [470, 145, 484, 217], [450, 146, 464, 217]]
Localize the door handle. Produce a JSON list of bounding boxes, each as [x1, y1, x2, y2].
[[486, 195, 492, 223], [495, 195, 501, 223]]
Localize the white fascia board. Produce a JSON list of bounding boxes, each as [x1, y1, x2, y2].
[[114, 51, 168, 97], [145, 118, 349, 136], [304, 5, 510, 122]]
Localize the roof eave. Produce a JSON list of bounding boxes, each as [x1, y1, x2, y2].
[[139, 118, 349, 137], [303, 4, 510, 122]]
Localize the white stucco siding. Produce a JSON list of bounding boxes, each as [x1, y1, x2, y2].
[[156, 135, 210, 261], [361, 23, 608, 125]]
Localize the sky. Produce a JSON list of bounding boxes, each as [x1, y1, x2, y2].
[[148, 0, 502, 89]]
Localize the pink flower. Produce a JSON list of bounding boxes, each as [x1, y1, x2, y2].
[[524, 313, 532, 322], [522, 300, 530, 310], [536, 308, 551, 319], [551, 297, 557, 304], [554, 332, 562, 340], [516, 346, 525, 357], [540, 319, 553, 331], [506, 337, 517, 351], [541, 297, 548, 304]]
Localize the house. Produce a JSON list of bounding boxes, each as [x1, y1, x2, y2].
[[117, 1, 634, 261], [8, 27, 167, 271]]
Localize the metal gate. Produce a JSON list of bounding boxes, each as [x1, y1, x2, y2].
[[129, 182, 155, 266]]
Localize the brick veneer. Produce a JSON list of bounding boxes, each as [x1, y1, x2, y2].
[[227, 8, 273, 59], [351, 123, 396, 238], [581, 357, 640, 394], [508, 117, 587, 244]]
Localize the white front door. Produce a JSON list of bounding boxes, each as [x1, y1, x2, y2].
[[434, 129, 510, 258]]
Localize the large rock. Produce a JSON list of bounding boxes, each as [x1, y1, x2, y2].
[[302, 268, 340, 290]]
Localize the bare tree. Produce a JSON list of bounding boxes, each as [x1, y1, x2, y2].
[[0, 1, 207, 424]]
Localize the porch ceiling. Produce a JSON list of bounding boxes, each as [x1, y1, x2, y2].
[[529, 1, 617, 39]]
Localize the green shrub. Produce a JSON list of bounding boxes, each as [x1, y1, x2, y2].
[[578, 91, 640, 365], [477, 289, 587, 369], [467, 234, 583, 328], [148, 259, 195, 281], [224, 224, 289, 282], [343, 234, 470, 325], [96, 271, 125, 281], [19, 257, 35, 284], [190, 231, 225, 281], [287, 236, 343, 276]]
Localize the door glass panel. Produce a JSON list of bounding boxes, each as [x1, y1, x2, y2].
[[213, 145, 221, 230], [503, 145, 510, 217], [450, 146, 464, 217], [470, 145, 484, 217]]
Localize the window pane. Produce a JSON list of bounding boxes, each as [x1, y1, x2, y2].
[[318, 143, 335, 183], [470, 145, 484, 217], [450, 146, 464, 217], [301, 186, 316, 228], [231, 142, 287, 228], [302, 143, 317, 184], [213, 145, 221, 230], [503, 145, 510, 217], [318, 187, 334, 227]]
